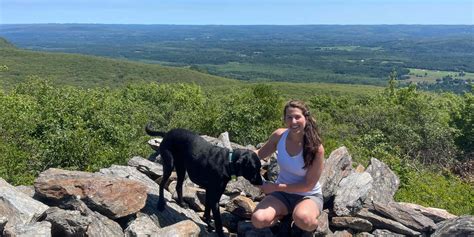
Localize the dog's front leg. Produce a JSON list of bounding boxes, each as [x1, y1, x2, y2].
[[210, 187, 226, 237]]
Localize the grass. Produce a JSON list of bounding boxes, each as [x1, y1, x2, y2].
[[407, 68, 474, 83]]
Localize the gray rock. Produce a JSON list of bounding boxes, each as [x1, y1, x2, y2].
[[315, 210, 330, 236], [124, 214, 161, 237], [265, 154, 279, 182], [225, 176, 263, 200], [431, 215, 474, 237], [331, 216, 373, 232], [327, 230, 353, 237], [356, 208, 421, 236], [14, 185, 35, 198], [354, 232, 374, 237], [334, 172, 373, 216], [365, 158, 400, 204], [0, 178, 49, 230], [237, 221, 273, 237], [3, 221, 51, 237], [0, 216, 7, 233], [319, 146, 353, 202], [371, 201, 436, 232], [44, 205, 123, 237], [397, 202, 457, 223], [147, 138, 163, 151], [372, 229, 406, 237], [128, 155, 163, 178]]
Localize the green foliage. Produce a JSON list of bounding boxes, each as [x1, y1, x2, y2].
[[0, 78, 472, 215], [216, 84, 284, 145], [395, 167, 473, 215]]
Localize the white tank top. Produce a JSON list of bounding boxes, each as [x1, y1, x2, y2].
[[275, 129, 322, 196]]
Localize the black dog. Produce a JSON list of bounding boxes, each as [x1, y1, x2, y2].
[[145, 124, 263, 237]]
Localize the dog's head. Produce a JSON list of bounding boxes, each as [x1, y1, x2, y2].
[[234, 149, 263, 186]]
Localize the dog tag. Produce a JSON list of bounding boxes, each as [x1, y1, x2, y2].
[[231, 175, 237, 181]]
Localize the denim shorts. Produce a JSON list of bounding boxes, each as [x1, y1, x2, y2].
[[270, 191, 324, 214]]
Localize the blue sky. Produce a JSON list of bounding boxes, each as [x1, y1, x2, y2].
[[1, 0, 473, 25]]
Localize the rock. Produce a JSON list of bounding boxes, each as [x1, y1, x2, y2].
[[319, 146, 353, 202], [3, 221, 51, 237], [128, 156, 163, 178], [99, 165, 206, 229], [14, 185, 35, 198], [225, 195, 257, 219], [172, 186, 206, 212], [334, 172, 373, 216], [356, 208, 421, 236], [0, 216, 7, 233], [221, 210, 243, 233], [44, 206, 123, 237], [365, 158, 400, 204], [354, 232, 374, 237], [355, 164, 365, 173], [225, 176, 263, 200], [201, 135, 248, 150], [152, 220, 201, 237], [397, 202, 457, 223], [217, 131, 233, 150], [314, 210, 330, 236], [371, 229, 405, 236], [237, 220, 273, 237], [0, 178, 49, 229], [327, 230, 353, 237], [331, 216, 373, 232], [371, 201, 436, 232], [34, 168, 147, 219], [147, 138, 162, 151], [265, 154, 279, 182], [431, 215, 474, 237], [124, 214, 161, 237]]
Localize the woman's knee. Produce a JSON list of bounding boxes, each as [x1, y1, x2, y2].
[[293, 210, 319, 231], [251, 210, 275, 229]]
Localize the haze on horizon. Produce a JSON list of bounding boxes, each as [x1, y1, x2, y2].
[[1, 0, 473, 25]]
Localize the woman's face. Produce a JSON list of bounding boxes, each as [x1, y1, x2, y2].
[[284, 107, 306, 135]]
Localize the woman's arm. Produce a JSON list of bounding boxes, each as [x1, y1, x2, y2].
[[261, 144, 325, 194], [255, 128, 285, 160]]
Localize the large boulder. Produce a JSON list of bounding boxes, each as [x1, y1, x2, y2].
[[99, 165, 206, 229], [0, 178, 49, 229], [356, 208, 421, 236], [397, 202, 457, 223], [431, 215, 474, 237], [371, 201, 436, 233], [365, 158, 399, 204], [319, 146, 353, 202], [333, 172, 373, 216], [44, 206, 123, 237], [34, 168, 148, 219]]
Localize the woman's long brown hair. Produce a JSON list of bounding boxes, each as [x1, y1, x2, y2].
[[284, 100, 322, 169]]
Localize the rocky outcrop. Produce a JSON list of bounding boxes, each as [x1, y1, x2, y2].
[[1, 133, 468, 237]]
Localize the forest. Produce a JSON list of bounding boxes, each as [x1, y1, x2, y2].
[[1, 24, 473, 90]]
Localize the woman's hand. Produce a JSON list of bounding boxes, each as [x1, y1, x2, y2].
[[259, 182, 279, 194]]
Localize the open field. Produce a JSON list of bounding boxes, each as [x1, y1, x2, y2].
[[407, 68, 474, 83]]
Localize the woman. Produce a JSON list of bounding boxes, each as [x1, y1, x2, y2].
[[252, 100, 324, 233]]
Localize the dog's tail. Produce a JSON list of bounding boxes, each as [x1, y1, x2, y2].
[[145, 123, 167, 137]]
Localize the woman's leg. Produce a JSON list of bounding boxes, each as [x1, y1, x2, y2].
[[292, 198, 321, 231], [251, 195, 289, 229]]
